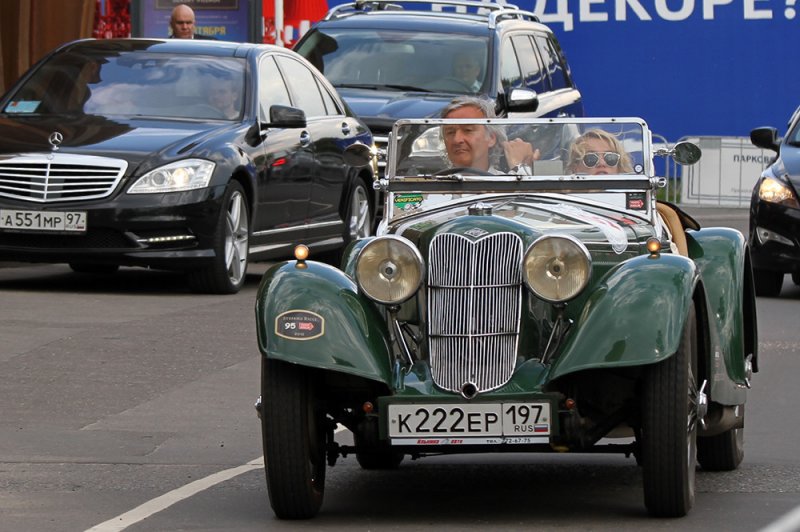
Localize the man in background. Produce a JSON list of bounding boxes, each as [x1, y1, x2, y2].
[[169, 4, 214, 39]]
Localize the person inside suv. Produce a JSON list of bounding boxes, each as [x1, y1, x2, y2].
[[451, 52, 483, 93]]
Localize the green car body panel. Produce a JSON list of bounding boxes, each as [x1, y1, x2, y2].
[[255, 260, 393, 385]]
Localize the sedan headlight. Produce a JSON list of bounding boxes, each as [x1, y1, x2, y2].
[[758, 177, 798, 207], [128, 159, 215, 194], [356, 235, 423, 304], [523, 235, 591, 303]]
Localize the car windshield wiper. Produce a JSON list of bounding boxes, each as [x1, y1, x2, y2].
[[335, 83, 432, 93]]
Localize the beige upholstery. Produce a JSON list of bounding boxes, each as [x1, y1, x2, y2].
[[656, 202, 688, 256]]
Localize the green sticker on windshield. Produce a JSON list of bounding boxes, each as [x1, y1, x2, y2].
[[394, 194, 423, 212]]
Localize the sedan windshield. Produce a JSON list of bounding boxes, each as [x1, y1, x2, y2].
[[3, 50, 246, 121], [296, 29, 489, 95]]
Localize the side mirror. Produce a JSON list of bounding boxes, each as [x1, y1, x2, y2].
[[343, 142, 373, 168], [672, 141, 702, 166], [504, 88, 539, 114], [750, 126, 780, 152], [265, 105, 307, 128]]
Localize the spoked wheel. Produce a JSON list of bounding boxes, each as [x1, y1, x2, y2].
[[261, 359, 326, 519], [641, 302, 698, 517], [697, 405, 744, 471], [187, 181, 249, 294], [345, 181, 372, 244]]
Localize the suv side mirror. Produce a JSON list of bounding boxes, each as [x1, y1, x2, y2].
[[750, 126, 780, 152], [504, 88, 539, 114]]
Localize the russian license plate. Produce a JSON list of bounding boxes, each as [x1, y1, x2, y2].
[[0, 209, 87, 232], [388, 402, 551, 445]]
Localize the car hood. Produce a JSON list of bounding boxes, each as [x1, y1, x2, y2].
[[337, 88, 455, 133], [0, 114, 235, 171], [392, 196, 651, 255]]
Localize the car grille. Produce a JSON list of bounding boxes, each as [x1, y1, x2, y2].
[[0, 153, 127, 203], [427, 232, 523, 394]]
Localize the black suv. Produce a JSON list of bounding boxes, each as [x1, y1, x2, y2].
[[295, 0, 584, 175]]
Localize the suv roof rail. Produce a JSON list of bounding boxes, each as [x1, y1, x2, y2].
[[324, 0, 541, 26]]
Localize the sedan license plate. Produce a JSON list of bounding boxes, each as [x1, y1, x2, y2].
[[0, 209, 87, 232], [388, 402, 551, 445]]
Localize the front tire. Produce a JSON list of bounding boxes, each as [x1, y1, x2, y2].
[[261, 359, 326, 519], [697, 405, 744, 471], [187, 181, 249, 294], [641, 302, 698, 517]]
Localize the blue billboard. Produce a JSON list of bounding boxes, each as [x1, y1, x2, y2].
[[325, 0, 798, 142]]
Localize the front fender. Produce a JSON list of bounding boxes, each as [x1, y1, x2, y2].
[[550, 253, 697, 380], [255, 260, 393, 385]]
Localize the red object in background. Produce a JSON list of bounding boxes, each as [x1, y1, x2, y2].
[[263, 0, 328, 47], [93, 0, 131, 39]]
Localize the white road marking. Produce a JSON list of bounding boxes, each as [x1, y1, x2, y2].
[[84, 425, 348, 531], [84, 458, 263, 532], [759, 505, 800, 532]]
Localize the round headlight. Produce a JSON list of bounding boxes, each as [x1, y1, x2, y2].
[[356, 235, 423, 304], [523, 235, 591, 303]]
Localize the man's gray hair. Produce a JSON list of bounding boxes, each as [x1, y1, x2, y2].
[[440, 96, 506, 169], [440, 96, 497, 118]]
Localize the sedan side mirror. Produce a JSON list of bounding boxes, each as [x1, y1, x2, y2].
[[265, 105, 307, 128], [750, 126, 780, 152]]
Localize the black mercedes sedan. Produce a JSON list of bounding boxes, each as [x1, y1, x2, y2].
[[749, 105, 800, 297], [0, 39, 374, 294]]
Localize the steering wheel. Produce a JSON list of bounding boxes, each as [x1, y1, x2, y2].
[[433, 166, 486, 176]]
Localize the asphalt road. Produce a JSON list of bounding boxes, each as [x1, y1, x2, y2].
[[2, 206, 800, 531]]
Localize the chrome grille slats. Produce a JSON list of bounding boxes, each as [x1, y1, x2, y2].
[[427, 232, 523, 394], [0, 154, 127, 202]]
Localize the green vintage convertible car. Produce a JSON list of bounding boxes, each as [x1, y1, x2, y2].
[[255, 117, 758, 519]]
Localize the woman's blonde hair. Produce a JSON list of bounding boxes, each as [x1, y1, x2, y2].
[[567, 129, 634, 173]]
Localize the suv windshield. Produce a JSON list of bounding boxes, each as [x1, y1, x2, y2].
[[3, 50, 246, 121], [296, 29, 490, 95]]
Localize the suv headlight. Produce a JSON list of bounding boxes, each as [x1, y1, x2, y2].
[[356, 235, 423, 304], [128, 159, 215, 194], [523, 235, 591, 303]]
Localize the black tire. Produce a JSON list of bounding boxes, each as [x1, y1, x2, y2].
[[792, 272, 800, 286], [697, 405, 744, 471], [69, 263, 120, 274], [354, 432, 404, 470], [641, 302, 698, 518], [753, 268, 783, 297], [187, 181, 249, 294], [261, 359, 326, 519]]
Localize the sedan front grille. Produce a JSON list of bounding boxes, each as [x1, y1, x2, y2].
[[427, 232, 523, 394], [0, 153, 127, 203]]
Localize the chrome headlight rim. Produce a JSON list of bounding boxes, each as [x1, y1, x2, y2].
[[355, 235, 424, 305], [523, 234, 592, 304]]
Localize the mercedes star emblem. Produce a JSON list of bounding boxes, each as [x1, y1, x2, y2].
[[48, 131, 64, 151]]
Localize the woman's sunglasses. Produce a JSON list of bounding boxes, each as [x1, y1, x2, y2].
[[582, 151, 621, 168]]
